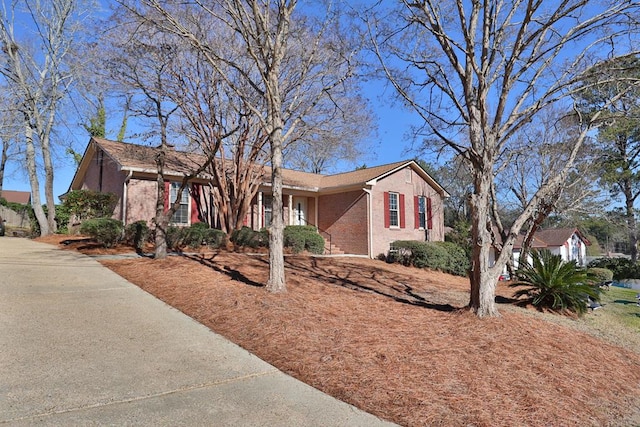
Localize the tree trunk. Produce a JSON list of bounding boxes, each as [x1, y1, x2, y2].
[[42, 137, 57, 233], [624, 182, 638, 262], [266, 112, 286, 293], [24, 123, 49, 235], [468, 167, 500, 317], [0, 141, 7, 192], [154, 175, 169, 259]]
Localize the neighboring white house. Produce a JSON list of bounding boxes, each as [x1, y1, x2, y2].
[[490, 228, 591, 274]]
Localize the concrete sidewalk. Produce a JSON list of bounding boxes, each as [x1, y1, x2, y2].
[[0, 238, 396, 426]]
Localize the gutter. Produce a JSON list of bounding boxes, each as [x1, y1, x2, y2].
[[121, 170, 133, 225], [363, 187, 373, 258]]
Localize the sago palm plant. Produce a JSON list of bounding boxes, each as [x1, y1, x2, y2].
[[510, 249, 601, 315]]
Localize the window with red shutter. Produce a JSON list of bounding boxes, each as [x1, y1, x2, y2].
[[399, 193, 405, 228], [384, 192, 390, 228]]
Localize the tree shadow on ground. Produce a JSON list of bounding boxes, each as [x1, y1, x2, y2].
[[282, 257, 459, 312], [183, 253, 263, 287]]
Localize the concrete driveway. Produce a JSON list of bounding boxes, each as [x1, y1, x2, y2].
[[0, 237, 396, 426]]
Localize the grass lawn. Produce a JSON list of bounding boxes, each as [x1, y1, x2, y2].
[[576, 286, 640, 352]]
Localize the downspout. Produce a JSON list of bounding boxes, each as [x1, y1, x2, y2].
[[363, 188, 373, 258], [121, 170, 133, 225]]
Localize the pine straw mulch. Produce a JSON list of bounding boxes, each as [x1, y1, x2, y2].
[[38, 235, 640, 426]]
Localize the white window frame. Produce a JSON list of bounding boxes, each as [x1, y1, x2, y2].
[[170, 182, 190, 225], [263, 195, 273, 228], [389, 192, 399, 228], [418, 196, 426, 230]]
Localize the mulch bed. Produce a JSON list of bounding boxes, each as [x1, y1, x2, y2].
[[39, 235, 640, 426]]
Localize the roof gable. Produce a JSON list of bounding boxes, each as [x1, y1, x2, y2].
[[513, 228, 590, 250], [0, 190, 31, 204], [71, 138, 449, 197]]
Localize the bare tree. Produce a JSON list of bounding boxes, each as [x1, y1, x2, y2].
[[126, 0, 360, 293], [0, 0, 88, 235], [102, 13, 219, 259], [368, 1, 640, 316], [283, 80, 375, 174], [0, 88, 22, 191]]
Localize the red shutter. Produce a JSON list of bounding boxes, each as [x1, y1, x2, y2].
[[163, 181, 170, 212], [414, 196, 419, 229], [190, 184, 200, 224], [427, 197, 433, 230], [383, 192, 390, 228], [399, 193, 405, 229]]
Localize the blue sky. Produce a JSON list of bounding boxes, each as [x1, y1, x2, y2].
[[2, 82, 426, 202], [0, 0, 432, 203]]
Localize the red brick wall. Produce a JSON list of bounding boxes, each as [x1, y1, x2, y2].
[[318, 190, 368, 255], [80, 147, 125, 221], [370, 166, 445, 257]]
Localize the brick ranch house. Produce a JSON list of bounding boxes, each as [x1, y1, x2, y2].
[[68, 137, 450, 257]]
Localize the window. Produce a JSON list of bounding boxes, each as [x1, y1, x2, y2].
[[170, 182, 189, 225], [389, 192, 399, 227], [263, 195, 273, 227], [385, 192, 405, 228], [418, 196, 426, 229]]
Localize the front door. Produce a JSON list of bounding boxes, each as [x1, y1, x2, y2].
[[293, 197, 307, 226]]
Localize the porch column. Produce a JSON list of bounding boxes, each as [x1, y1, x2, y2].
[[257, 191, 263, 229], [315, 195, 319, 230], [288, 194, 293, 226]]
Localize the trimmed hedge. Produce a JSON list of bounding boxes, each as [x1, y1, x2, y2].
[[388, 240, 470, 276], [230, 226, 269, 248], [164, 223, 227, 250], [182, 222, 227, 248], [80, 218, 123, 248], [586, 267, 613, 284], [588, 257, 640, 280], [283, 225, 325, 254], [124, 220, 150, 252]]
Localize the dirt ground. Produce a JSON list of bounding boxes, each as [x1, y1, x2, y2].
[[39, 236, 640, 426]]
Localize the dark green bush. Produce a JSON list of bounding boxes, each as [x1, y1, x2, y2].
[[63, 190, 118, 221], [230, 226, 269, 248], [283, 225, 325, 254], [165, 226, 184, 250], [588, 257, 640, 280], [182, 222, 208, 248], [586, 267, 613, 284], [388, 240, 470, 276], [80, 218, 123, 248], [124, 221, 150, 252], [511, 250, 601, 316], [180, 223, 227, 249], [202, 228, 227, 248]]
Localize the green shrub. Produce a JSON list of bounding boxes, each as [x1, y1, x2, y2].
[[511, 250, 601, 316], [179, 223, 227, 249], [230, 226, 269, 248], [80, 218, 124, 248], [588, 257, 640, 280], [182, 222, 207, 248], [586, 267, 613, 284], [124, 221, 149, 252], [388, 240, 470, 276], [63, 190, 118, 221], [204, 229, 227, 248], [165, 226, 185, 250], [284, 225, 325, 254]]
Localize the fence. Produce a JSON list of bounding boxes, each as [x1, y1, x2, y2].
[[0, 205, 30, 229]]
